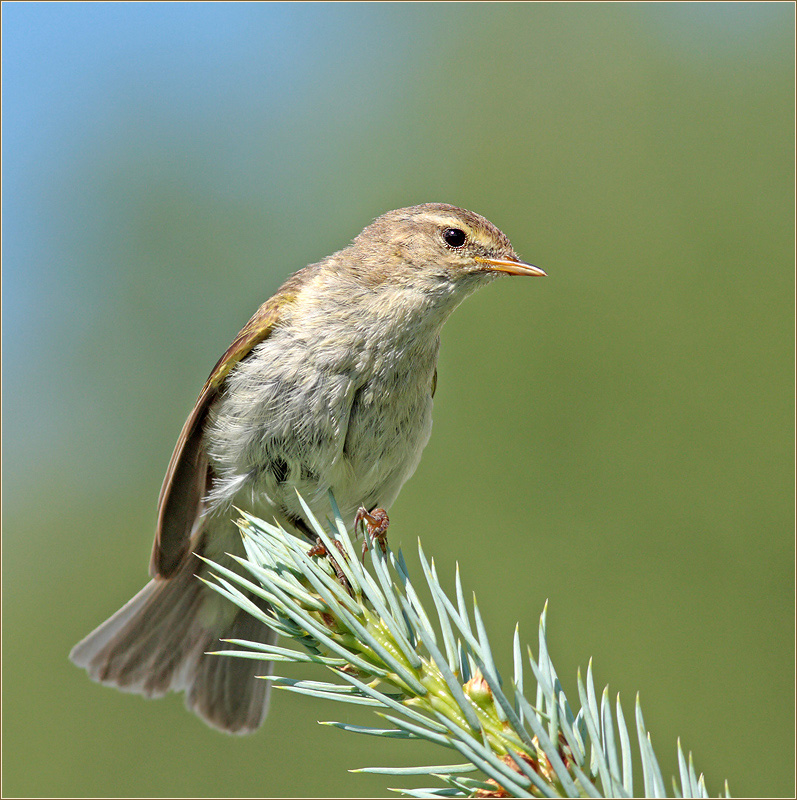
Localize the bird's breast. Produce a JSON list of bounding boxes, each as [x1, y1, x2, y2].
[[205, 321, 439, 524], [335, 347, 437, 510]]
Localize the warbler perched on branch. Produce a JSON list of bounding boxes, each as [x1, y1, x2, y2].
[[70, 203, 546, 733]]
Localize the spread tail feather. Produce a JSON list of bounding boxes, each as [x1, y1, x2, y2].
[[70, 552, 275, 734]]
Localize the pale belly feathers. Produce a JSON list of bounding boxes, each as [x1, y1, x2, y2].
[[203, 322, 437, 536]]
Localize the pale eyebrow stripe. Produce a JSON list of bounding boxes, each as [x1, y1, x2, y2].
[[422, 215, 463, 228], [423, 216, 495, 248], [423, 215, 485, 236]]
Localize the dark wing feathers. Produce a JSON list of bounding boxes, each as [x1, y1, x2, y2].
[[150, 297, 285, 578]]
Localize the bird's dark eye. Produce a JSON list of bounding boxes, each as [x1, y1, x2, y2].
[[442, 227, 467, 248]]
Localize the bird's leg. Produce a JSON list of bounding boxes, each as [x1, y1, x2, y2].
[[355, 506, 390, 562], [308, 537, 351, 593]]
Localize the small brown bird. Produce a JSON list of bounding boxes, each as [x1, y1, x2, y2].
[[70, 203, 545, 733]]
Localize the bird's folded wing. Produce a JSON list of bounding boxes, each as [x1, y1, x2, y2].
[[150, 297, 285, 578]]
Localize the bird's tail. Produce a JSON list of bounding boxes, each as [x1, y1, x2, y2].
[[69, 546, 275, 734]]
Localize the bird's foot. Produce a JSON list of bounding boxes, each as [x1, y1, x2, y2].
[[307, 538, 329, 558], [355, 506, 390, 562], [308, 537, 351, 593]]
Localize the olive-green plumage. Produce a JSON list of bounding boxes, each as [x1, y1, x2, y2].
[[70, 203, 545, 733]]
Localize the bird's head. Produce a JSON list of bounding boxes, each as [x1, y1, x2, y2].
[[351, 203, 546, 291]]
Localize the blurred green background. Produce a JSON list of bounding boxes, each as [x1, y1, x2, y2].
[[2, 3, 793, 797]]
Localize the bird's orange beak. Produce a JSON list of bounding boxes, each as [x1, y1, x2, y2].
[[474, 257, 547, 277]]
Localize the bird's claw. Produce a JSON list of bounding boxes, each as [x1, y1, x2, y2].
[[308, 536, 351, 592], [307, 539, 328, 558], [355, 506, 389, 562]]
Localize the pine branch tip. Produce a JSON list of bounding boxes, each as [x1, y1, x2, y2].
[[203, 494, 727, 798]]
